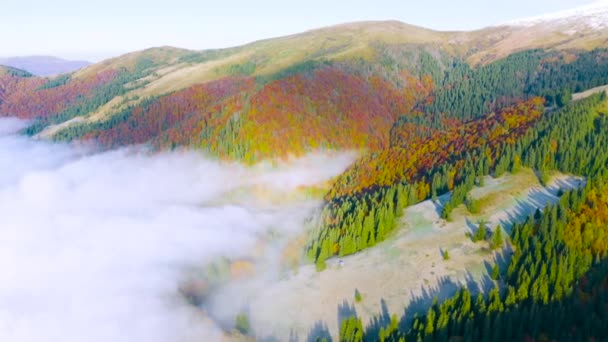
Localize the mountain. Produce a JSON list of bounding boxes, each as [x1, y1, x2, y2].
[[3, 3, 608, 341], [508, 0, 608, 29], [466, 0, 608, 64], [0, 56, 91, 76], [0, 3, 607, 164]]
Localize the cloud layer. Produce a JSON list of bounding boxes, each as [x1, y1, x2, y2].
[[0, 118, 353, 342]]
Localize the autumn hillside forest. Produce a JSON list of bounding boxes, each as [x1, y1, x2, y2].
[[3, 6, 608, 341]]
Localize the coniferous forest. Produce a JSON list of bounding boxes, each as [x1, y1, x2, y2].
[[337, 94, 608, 341]]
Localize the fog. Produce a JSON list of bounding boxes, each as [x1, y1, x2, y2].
[[0, 118, 354, 342]]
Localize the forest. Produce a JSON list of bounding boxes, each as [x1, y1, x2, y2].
[[306, 98, 544, 265], [335, 93, 608, 341], [306, 48, 608, 266], [3, 42, 608, 341], [47, 49, 608, 162], [2, 47, 607, 168]]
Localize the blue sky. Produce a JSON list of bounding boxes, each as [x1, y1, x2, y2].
[[0, 0, 596, 61]]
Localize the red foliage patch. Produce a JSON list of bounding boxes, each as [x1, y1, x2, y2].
[[86, 77, 255, 147], [328, 98, 545, 198], [237, 67, 433, 159], [0, 70, 119, 119]]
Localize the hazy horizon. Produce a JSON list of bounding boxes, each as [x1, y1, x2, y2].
[[0, 0, 597, 62]]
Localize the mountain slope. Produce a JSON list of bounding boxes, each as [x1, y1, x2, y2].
[[468, 1, 608, 63], [3, 5, 608, 340], [508, 0, 608, 29], [1, 3, 608, 164]]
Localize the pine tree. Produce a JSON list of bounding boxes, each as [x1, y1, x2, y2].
[[340, 316, 363, 342], [235, 313, 251, 335], [491, 226, 504, 249], [473, 221, 488, 242], [492, 264, 500, 280], [355, 289, 363, 302]]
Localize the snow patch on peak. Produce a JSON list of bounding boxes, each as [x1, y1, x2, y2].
[[504, 1, 608, 30]]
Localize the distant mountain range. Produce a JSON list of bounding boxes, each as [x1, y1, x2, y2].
[[0, 56, 90, 76]]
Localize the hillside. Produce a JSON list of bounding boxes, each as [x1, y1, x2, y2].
[[241, 170, 582, 340], [1, 1, 608, 256], [468, 1, 608, 64], [0, 16, 607, 162], [0, 4, 606, 192], [3, 2, 608, 341]]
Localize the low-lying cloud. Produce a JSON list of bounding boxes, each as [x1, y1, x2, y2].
[[0, 118, 354, 342]]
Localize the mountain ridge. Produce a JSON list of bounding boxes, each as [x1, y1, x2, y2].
[[505, 0, 608, 28], [1, 3, 607, 164], [0, 56, 91, 76]]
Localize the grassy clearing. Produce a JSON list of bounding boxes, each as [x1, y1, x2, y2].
[[468, 168, 539, 214], [232, 170, 583, 340]]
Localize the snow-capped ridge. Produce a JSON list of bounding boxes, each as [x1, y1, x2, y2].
[[504, 1, 608, 30]]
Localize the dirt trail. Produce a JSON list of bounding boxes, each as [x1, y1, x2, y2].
[[573, 84, 608, 101]]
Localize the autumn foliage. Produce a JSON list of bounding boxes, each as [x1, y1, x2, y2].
[[67, 65, 435, 163], [83, 77, 256, 147], [328, 97, 545, 199], [0, 70, 119, 119], [234, 68, 433, 160], [566, 186, 608, 258]]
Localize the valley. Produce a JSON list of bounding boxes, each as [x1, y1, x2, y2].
[[2, 1, 608, 341]]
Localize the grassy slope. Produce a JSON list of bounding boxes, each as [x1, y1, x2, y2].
[[51, 22, 453, 126], [2, 19, 607, 148], [470, 28, 605, 64]]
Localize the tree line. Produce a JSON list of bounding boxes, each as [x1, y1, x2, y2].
[[336, 93, 608, 341]]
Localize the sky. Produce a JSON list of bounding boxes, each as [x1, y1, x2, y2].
[[0, 0, 598, 61]]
